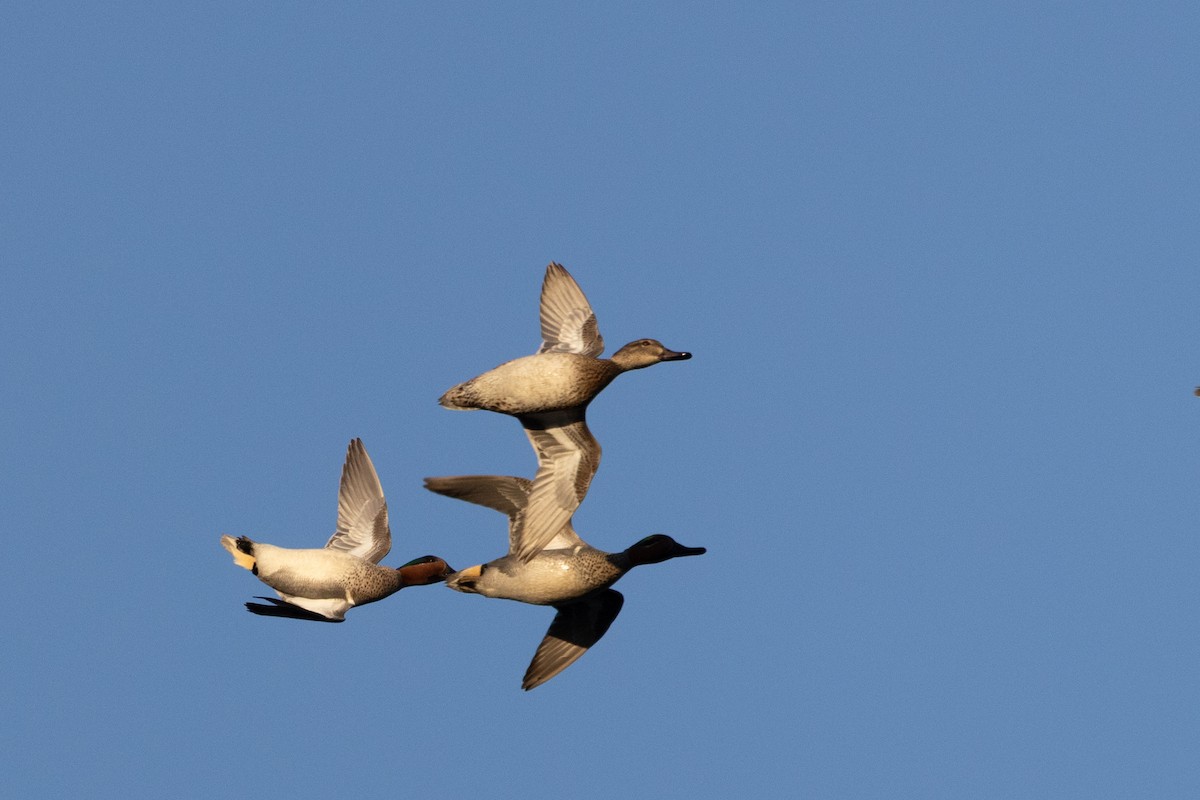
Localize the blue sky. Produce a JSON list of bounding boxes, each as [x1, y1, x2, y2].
[[3, 3, 1197, 798]]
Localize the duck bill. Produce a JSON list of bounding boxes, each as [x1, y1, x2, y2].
[[660, 348, 692, 361], [674, 544, 706, 557]]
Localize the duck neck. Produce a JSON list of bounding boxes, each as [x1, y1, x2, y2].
[[604, 353, 642, 374], [605, 549, 635, 575]]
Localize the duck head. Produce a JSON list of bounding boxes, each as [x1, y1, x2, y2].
[[624, 534, 706, 566], [397, 556, 455, 586], [610, 339, 692, 370]]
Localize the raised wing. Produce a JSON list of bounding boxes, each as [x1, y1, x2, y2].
[[536, 262, 604, 357], [325, 438, 391, 563], [513, 419, 600, 562], [522, 590, 625, 690]]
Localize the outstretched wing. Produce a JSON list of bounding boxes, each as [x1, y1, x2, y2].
[[423, 474, 532, 518], [325, 438, 391, 563], [536, 262, 604, 357], [522, 590, 625, 690]]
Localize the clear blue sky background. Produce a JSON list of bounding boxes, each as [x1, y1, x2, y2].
[[2, 3, 1197, 798]]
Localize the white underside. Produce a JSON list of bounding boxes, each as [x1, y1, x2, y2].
[[275, 593, 352, 621], [251, 544, 361, 619]]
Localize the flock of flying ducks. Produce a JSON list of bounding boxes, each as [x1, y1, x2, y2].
[[221, 263, 703, 690]]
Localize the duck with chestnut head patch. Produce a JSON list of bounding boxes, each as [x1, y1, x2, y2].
[[438, 263, 692, 565], [220, 438, 453, 622], [424, 473, 705, 690]]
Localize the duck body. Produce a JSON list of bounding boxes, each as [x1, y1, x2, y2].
[[236, 541, 397, 599], [439, 342, 690, 417], [447, 544, 626, 605], [221, 535, 453, 623], [439, 352, 621, 415], [224, 538, 446, 615]]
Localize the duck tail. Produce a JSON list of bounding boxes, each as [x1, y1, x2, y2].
[[438, 383, 477, 410], [220, 534, 257, 572]]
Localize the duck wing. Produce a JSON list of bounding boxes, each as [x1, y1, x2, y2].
[[325, 438, 391, 563], [423, 474, 585, 554], [244, 596, 347, 623], [522, 589, 625, 690], [423, 474, 532, 517], [513, 419, 600, 562], [536, 262, 604, 357]]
